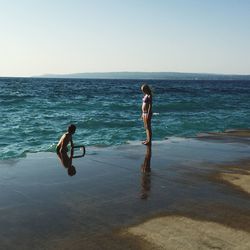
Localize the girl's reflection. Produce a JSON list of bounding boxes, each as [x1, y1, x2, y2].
[[57, 148, 76, 176], [140, 144, 152, 199]]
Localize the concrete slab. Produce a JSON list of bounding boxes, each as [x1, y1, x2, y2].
[[0, 137, 250, 249]]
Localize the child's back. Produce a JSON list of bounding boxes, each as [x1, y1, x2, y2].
[[56, 132, 72, 153], [56, 124, 76, 153]]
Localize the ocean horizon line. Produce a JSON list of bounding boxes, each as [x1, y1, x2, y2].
[[1, 71, 250, 80]]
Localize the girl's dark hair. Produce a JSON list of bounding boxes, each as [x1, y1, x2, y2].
[[68, 124, 76, 133], [141, 84, 152, 95]]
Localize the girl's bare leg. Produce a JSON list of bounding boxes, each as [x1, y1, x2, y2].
[[145, 128, 152, 145], [142, 116, 148, 143], [144, 118, 152, 145]]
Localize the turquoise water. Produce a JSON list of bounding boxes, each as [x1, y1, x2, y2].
[[1, 77, 250, 159]]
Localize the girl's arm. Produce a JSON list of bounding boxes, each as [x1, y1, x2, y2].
[[147, 96, 152, 114]]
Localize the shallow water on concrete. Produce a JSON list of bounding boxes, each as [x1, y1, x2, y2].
[[0, 138, 250, 249]]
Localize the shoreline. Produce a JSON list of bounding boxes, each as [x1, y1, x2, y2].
[[0, 129, 250, 161], [2, 128, 250, 161], [1, 136, 250, 249]]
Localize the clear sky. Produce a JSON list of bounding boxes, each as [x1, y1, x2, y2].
[[0, 0, 250, 77]]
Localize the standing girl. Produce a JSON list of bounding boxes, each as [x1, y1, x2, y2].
[[141, 84, 153, 145]]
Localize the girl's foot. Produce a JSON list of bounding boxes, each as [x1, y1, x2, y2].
[[143, 141, 151, 145]]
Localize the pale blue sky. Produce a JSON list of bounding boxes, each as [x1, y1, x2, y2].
[[0, 0, 250, 76]]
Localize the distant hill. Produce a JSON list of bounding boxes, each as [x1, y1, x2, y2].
[[37, 72, 250, 80]]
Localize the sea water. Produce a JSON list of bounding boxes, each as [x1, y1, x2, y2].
[[1, 77, 250, 159]]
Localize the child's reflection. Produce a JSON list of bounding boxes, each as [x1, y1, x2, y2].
[[140, 144, 152, 199], [57, 148, 76, 176]]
